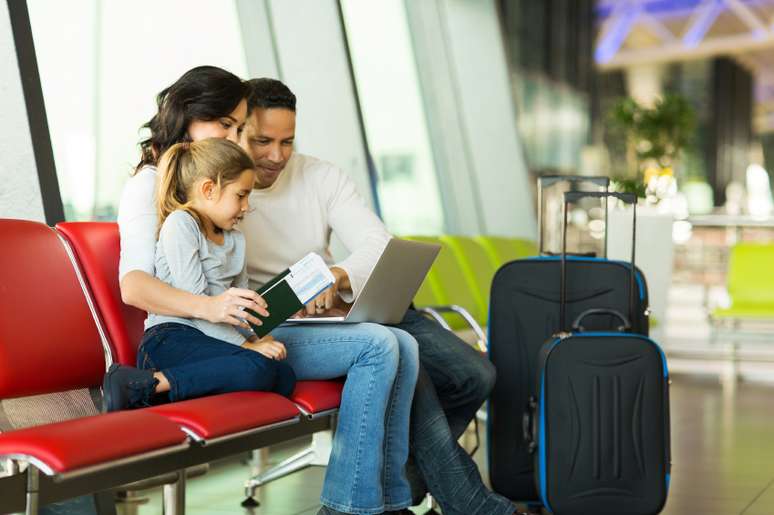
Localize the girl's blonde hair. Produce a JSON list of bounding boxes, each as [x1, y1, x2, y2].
[[156, 138, 255, 229]]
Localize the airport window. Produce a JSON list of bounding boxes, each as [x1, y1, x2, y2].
[[340, 0, 446, 236], [27, 0, 248, 221]]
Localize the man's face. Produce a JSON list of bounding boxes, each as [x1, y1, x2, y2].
[[241, 108, 296, 189]]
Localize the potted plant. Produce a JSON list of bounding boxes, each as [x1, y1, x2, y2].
[[608, 93, 696, 203]]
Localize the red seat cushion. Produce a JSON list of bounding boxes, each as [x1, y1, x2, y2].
[[0, 411, 186, 474], [147, 391, 300, 440], [0, 219, 105, 398], [291, 380, 344, 414], [56, 222, 146, 366]]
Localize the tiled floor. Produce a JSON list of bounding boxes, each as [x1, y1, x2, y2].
[[124, 374, 774, 515]]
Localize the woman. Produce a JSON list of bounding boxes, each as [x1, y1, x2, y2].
[[117, 65, 419, 515]]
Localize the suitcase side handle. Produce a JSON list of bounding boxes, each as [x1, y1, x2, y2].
[[522, 396, 538, 454], [572, 308, 631, 333]]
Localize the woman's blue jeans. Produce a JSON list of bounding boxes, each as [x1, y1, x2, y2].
[[137, 323, 296, 399], [271, 322, 419, 515]]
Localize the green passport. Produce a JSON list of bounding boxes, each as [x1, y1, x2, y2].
[[246, 269, 304, 338]]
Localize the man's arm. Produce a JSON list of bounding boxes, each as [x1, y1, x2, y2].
[[321, 163, 391, 300]]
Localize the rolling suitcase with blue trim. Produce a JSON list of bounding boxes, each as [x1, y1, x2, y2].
[[488, 193, 651, 503], [525, 192, 671, 514]]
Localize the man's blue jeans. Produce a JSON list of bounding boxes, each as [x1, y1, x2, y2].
[[392, 309, 515, 515], [138, 323, 296, 399], [271, 322, 419, 515]]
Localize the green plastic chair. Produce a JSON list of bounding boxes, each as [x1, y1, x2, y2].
[[513, 238, 539, 259], [403, 235, 483, 335], [713, 243, 774, 320], [411, 254, 442, 309], [440, 235, 497, 327], [476, 236, 538, 269]]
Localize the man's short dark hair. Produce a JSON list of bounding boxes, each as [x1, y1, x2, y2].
[[246, 78, 296, 113]]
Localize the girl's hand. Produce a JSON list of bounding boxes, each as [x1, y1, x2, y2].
[[242, 335, 287, 360], [203, 288, 269, 328]]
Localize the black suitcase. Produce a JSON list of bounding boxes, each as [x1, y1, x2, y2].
[[526, 192, 671, 514], [488, 191, 652, 503]]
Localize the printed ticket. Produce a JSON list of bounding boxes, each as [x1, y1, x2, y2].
[[285, 253, 336, 304]]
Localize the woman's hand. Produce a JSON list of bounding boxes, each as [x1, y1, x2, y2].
[[242, 335, 287, 360], [306, 266, 351, 316], [202, 288, 269, 328]]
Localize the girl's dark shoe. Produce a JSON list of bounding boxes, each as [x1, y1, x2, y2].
[[102, 364, 158, 412]]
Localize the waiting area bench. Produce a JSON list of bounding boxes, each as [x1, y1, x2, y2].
[[0, 219, 343, 514]]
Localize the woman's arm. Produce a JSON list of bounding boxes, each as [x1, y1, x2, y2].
[[121, 270, 266, 326]]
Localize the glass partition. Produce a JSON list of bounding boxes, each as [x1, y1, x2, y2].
[[340, 0, 445, 235]]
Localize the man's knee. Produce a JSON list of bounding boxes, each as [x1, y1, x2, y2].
[[442, 348, 496, 408], [471, 354, 496, 402], [393, 329, 420, 372], [358, 324, 400, 370]]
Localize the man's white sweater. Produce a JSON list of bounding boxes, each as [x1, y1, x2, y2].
[[240, 153, 391, 301]]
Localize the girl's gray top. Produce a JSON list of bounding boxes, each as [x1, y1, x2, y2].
[[145, 210, 256, 346]]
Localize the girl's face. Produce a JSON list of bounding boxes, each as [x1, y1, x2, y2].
[[187, 99, 248, 144], [197, 169, 256, 232]]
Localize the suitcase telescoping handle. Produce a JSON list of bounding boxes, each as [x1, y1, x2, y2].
[[560, 191, 638, 333], [537, 175, 610, 255]]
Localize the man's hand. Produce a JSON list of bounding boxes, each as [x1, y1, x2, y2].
[[202, 288, 268, 328], [242, 335, 287, 360], [306, 266, 351, 316]]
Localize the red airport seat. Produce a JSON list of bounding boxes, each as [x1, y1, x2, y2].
[[0, 219, 191, 512], [55, 222, 310, 440], [291, 380, 344, 417], [0, 410, 185, 475], [147, 392, 300, 441], [54, 222, 145, 366]]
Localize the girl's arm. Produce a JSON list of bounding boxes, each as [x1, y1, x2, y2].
[[117, 169, 267, 325], [153, 212, 267, 328], [232, 263, 259, 341]]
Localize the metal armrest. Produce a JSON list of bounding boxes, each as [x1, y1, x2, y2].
[[418, 305, 487, 352]]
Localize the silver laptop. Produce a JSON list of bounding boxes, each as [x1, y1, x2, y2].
[[291, 238, 440, 325]]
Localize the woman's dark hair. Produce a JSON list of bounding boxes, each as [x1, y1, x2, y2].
[[246, 78, 297, 113], [135, 65, 249, 174]]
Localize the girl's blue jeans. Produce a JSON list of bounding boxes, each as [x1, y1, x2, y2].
[[137, 323, 296, 399]]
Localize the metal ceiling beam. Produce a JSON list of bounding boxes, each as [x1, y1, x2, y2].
[[639, 10, 678, 42], [595, 1, 642, 63], [725, 0, 770, 34], [598, 29, 774, 70], [682, 0, 724, 47]]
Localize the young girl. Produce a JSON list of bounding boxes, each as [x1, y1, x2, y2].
[[103, 138, 295, 410]]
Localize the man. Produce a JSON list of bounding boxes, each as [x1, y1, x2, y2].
[[239, 78, 517, 515]]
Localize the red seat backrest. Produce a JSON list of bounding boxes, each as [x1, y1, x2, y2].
[[0, 219, 106, 398], [56, 222, 146, 366]]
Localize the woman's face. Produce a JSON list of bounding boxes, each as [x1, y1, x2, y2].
[[187, 99, 248, 144]]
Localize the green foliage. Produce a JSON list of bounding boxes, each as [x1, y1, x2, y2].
[[608, 94, 696, 169], [611, 177, 648, 198], [607, 93, 696, 198]]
